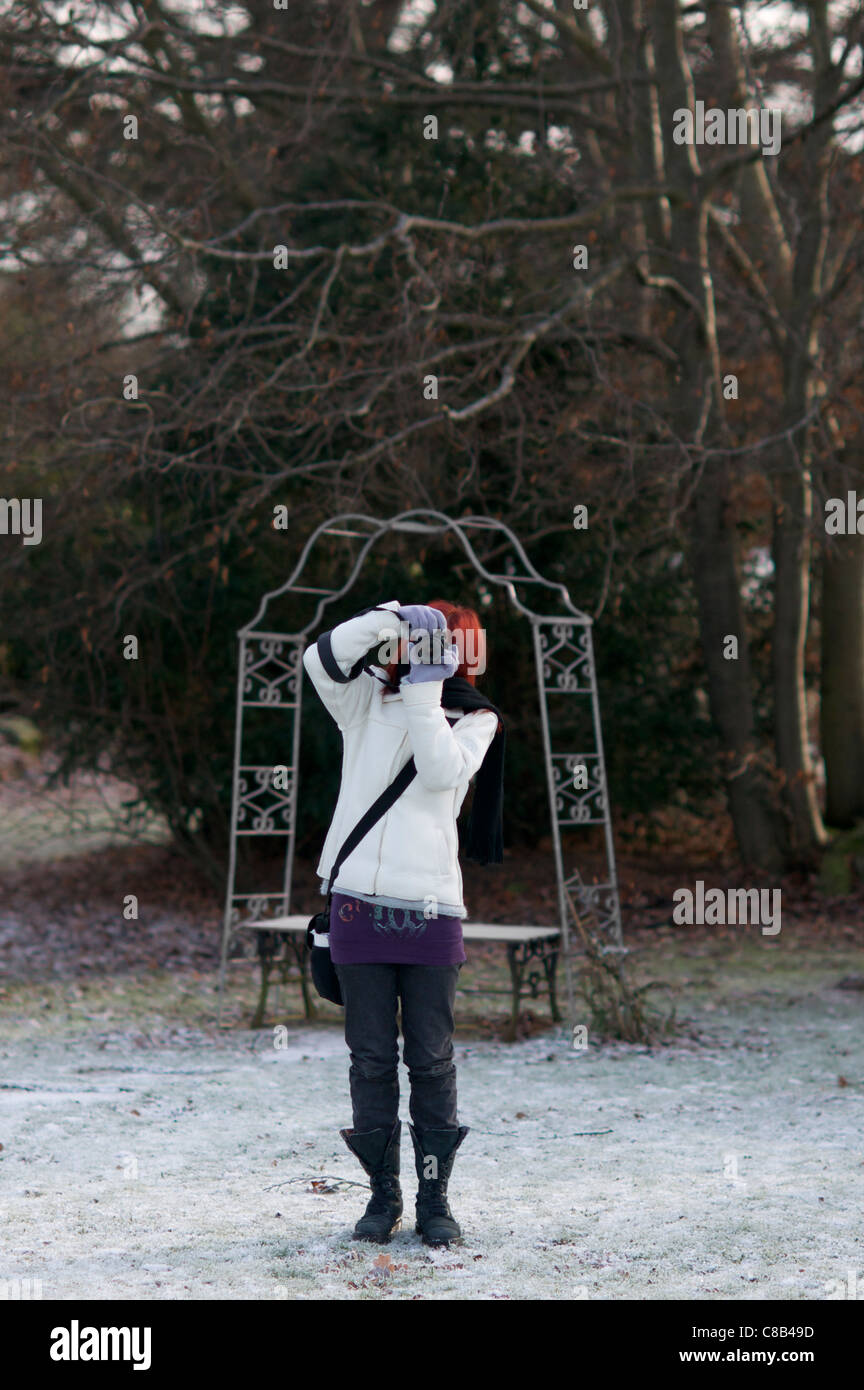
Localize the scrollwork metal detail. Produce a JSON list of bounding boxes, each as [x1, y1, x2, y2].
[[538, 624, 593, 693], [552, 753, 606, 825], [242, 638, 301, 706], [235, 766, 295, 834], [565, 875, 622, 942]]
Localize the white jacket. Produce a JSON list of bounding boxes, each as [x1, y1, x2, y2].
[[302, 599, 499, 919]]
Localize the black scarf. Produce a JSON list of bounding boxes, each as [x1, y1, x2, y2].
[[330, 605, 505, 866], [440, 675, 505, 866]]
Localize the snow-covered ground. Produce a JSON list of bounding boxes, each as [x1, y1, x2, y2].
[[2, 991, 862, 1300]]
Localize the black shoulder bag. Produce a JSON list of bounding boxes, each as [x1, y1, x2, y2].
[[305, 757, 418, 1005]]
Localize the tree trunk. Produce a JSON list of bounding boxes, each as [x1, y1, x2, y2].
[[649, 0, 786, 870], [820, 524, 864, 827], [769, 0, 839, 861], [771, 459, 826, 858], [689, 460, 786, 871], [704, 0, 793, 306]]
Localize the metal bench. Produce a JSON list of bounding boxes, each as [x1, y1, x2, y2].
[[233, 916, 562, 1038]]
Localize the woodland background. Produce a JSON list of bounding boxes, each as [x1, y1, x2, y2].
[[2, 0, 864, 895], [4, 6, 864, 1304]]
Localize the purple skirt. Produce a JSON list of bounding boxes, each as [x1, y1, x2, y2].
[[329, 892, 466, 966]]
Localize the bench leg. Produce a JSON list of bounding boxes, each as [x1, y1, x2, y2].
[[543, 949, 562, 1022], [251, 956, 272, 1029], [292, 940, 317, 1021], [505, 945, 524, 1042]]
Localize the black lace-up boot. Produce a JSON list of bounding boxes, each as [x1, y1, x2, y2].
[[340, 1119, 403, 1242], [408, 1123, 469, 1246]]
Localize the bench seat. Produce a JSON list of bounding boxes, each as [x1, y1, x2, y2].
[[233, 915, 562, 1036]]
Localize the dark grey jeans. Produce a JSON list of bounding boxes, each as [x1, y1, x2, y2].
[[333, 962, 462, 1133]]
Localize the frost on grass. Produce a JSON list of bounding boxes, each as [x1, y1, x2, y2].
[[1, 988, 862, 1301]]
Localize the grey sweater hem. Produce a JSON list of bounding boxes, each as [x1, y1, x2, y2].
[[319, 879, 467, 920]]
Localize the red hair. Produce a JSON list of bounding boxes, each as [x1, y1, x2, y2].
[[381, 598, 487, 693]]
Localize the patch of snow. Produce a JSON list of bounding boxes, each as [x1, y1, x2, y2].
[[1, 1000, 862, 1300]]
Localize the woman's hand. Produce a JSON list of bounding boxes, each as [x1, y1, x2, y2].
[[404, 647, 459, 683], [395, 604, 454, 683], [404, 636, 459, 684], [396, 604, 447, 634]]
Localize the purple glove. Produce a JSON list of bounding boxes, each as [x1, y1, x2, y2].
[[396, 604, 447, 635], [405, 643, 459, 683], [397, 604, 458, 684]]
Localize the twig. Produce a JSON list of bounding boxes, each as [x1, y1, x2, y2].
[[563, 880, 677, 1045], [263, 1175, 369, 1191]]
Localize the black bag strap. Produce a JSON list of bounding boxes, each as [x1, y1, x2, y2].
[[310, 758, 417, 946], [324, 755, 417, 896]]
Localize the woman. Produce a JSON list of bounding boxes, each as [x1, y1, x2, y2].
[[302, 598, 505, 1246]]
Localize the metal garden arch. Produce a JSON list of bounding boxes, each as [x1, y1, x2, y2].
[[218, 509, 623, 1011]]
